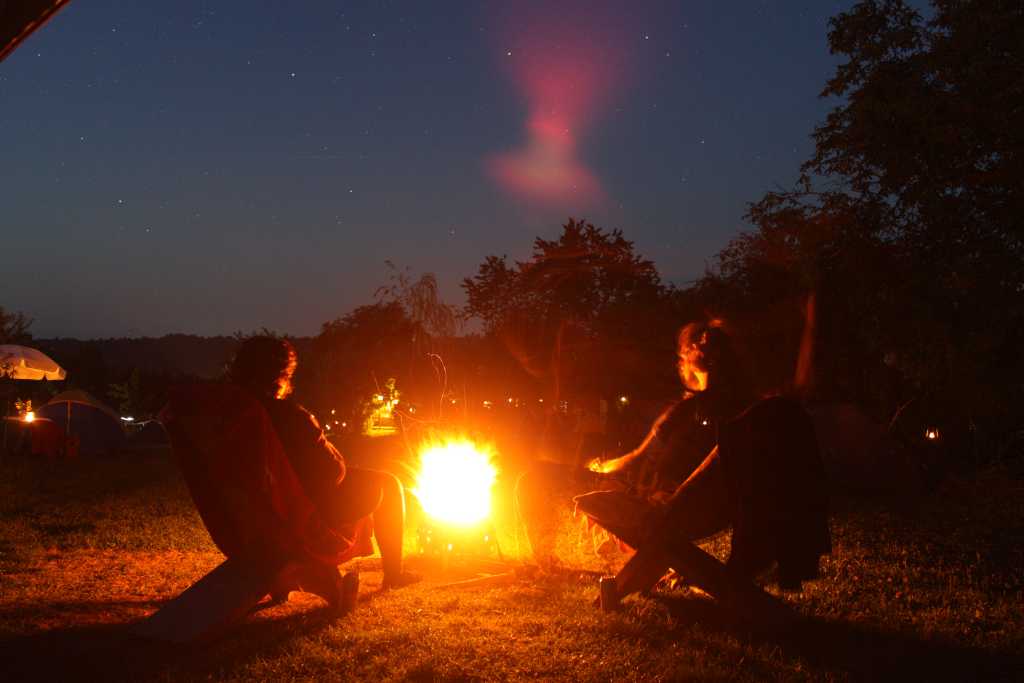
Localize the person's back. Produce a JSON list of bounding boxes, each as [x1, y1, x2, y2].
[[228, 335, 419, 589], [161, 381, 316, 565]]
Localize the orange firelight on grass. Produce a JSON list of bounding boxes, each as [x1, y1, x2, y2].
[[413, 439, 498, 527]]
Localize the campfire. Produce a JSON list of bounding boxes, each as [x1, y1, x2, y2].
[[412, 438, 501, 560]]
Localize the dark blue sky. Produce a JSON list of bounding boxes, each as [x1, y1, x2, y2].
[[4, 1, 868, 339]]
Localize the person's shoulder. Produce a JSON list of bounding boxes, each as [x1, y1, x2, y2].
[[265, 399, 322, 431], [660, 398, 693, 425], [289, 401, 323, 428], [647, 398, 690, 436]]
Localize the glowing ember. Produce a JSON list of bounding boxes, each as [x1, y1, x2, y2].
[[413, 439, 497, 527]]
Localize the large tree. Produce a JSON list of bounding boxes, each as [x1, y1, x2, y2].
[[813, 0, 1022, 260], [463, 218, 678, 401], [706, 0, 1023, 436], [306, 302, 416, 419], [375, 263, 459, 354]]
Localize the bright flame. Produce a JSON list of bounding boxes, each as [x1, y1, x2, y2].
[[413, 439, 497, 527], [925, 428, 940, 441], [23, 411, 35, 423]]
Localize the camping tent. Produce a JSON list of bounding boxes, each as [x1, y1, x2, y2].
[[37, 390, 125, 457]]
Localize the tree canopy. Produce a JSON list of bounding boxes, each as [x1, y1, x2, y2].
[[464, 218, 663, 333], [700, 0, 1023, 433], [0, 306, 33, 345], [813, 0, 1022, 263], [463, 218, 679, 400], [306, 301, 416, 415]]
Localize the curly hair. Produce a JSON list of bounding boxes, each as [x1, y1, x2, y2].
[[228, 335, 297, 399]]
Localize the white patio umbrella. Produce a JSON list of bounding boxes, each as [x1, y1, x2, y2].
[[0, 345, 66, 381]]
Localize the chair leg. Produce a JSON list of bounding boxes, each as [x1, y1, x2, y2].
[[614, 545, 674, 599], [603, 540, 791, 626]]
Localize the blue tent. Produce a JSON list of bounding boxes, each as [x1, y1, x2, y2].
[[38, 390, 125, 457]]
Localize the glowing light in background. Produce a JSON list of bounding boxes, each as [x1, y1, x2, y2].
[[486, 1, 638, 207]]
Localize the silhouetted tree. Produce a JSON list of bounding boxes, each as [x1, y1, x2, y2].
[[108, 368, 143, 418], [703, 0, 1024, 453], [813, 0, 1022, 263], [308, 302, 416, 420], [463, 218, 679, 402], [0, 306, 33, 345], [376, 262, 459, 347]]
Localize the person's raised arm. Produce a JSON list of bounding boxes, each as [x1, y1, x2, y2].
[[587, 407, 675, 474]]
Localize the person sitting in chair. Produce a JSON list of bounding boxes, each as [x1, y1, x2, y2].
[[515, 320, 759, 569], [229, 335, 420, 591], [575, 319, 830, 605]]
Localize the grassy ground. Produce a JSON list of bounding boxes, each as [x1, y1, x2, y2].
[[1, 450, 1022, 682]]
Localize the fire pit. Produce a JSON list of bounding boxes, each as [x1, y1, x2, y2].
[[411, 438, 502, 564]]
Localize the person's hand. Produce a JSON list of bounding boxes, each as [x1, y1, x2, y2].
[[587, 456, 620, 474], [648, 490, 671, 504]]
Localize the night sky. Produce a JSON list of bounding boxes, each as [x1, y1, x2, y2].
[[3, 1, 874, 339]]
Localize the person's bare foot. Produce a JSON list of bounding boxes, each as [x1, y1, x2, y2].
[[267, 591, 290, 606]]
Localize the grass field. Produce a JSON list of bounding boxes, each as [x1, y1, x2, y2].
[[1, 450, 1022, 682]]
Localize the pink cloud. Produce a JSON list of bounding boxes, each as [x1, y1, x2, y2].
[[485, 2, 634, 207]]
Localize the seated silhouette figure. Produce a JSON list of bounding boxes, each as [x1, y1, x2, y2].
[[139, 336, 416, 642], [519, 319, 830, 619]]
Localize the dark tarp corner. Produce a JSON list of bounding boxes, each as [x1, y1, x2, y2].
[[0, 0, 73, 63]]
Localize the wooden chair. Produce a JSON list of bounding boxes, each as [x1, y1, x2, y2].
[[133, 384, 368, 643], [587, 397, 830, 626]]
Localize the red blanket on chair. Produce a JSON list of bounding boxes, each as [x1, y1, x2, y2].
[[160, 383, 372, 566]]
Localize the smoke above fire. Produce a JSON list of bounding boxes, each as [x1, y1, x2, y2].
[[485, 1, 638, 207]]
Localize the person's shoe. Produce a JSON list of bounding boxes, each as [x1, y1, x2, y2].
[[381, 570, 423, 590]]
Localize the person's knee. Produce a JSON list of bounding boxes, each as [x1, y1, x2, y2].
[[514, 469, 537, 503], [515, 468, 556, 520], [517, 462, 566, 496], [364, 470, 405, 517]]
